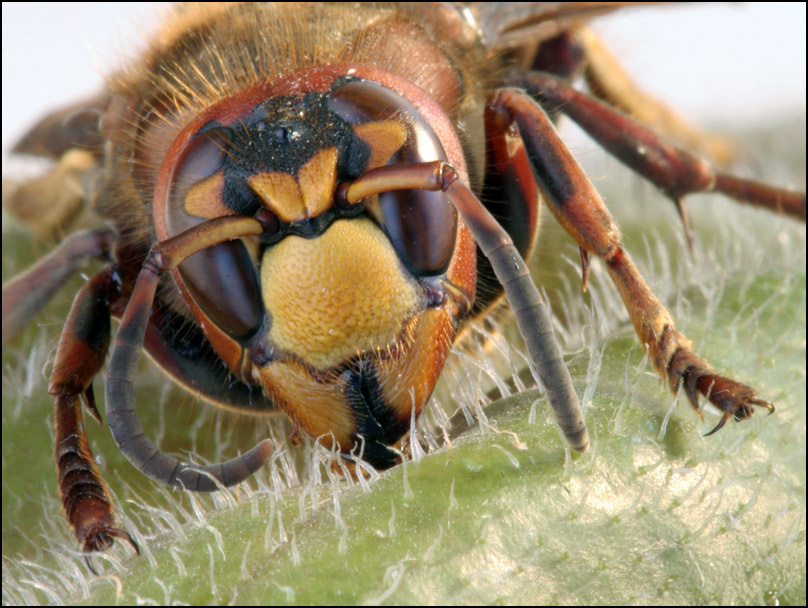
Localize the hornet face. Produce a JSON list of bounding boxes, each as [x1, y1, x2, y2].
[[155, 71, 476, 468]]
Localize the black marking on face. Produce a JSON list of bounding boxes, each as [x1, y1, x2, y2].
[[220, 93, 371, 215], [342, 360, 408, 469]]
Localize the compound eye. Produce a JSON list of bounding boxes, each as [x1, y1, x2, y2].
[[165, 126, 264, 341], [328, 80, 457, 276], [379, 189, 456, 276], [179, 241, 262, 340], [175, 125, 229, 187]]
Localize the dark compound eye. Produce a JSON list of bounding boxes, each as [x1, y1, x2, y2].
[[165, 125, 234, 230], [176, 124, 230, 187], [377, 188, 456, 276], [164, 125, 264, 342], [180, 241, 264, 340], [328, 80, 457, 276]]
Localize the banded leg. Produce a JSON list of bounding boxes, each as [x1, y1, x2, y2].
[[343, 164, 589, 453], [488, 87, 775, 432], [48, 268, 138, 569], [106, 216, 273, 490]]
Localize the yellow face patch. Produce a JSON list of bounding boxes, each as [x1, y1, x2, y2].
[[261, 218, 420, 370]]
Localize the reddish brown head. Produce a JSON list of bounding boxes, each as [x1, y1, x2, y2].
[[152, 66, 476, 467]]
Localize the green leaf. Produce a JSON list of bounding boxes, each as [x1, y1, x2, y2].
[[3, 120, 804, 605]]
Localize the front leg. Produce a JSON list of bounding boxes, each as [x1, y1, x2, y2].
[[488, 88, 775, 433], [48, 268, 139, 568]]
